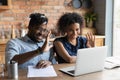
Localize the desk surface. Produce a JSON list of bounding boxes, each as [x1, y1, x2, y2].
[[4, 63, 120, 80]]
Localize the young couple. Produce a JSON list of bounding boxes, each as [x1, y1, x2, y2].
[[5, 12, 95, 69]]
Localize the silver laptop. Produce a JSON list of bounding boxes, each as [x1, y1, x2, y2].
[[59, 46, 107, 77]]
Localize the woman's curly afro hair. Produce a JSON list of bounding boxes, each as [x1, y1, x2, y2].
[[57, 12, 83, 33]]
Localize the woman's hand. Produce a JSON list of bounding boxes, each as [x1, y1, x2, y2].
[[36, 60, 52, 68], [86, 33, 95, 48]]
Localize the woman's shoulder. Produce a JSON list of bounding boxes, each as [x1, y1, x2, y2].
[[54, 36, 66, 42], [78, 36, 86, 39], [78, 36, 87, 41]]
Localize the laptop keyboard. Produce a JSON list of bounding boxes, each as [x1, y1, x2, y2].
[[68, 70, 75, 74]]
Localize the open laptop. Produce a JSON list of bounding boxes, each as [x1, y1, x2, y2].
[[59, 46, 107, 77]]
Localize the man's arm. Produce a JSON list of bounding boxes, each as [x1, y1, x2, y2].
[[7, 31, 52, 65], [11, 49, 40, 64]]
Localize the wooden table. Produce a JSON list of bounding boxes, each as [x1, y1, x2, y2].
[[3, 63, 120, 80]]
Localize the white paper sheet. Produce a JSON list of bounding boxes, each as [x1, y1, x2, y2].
[[104, 56, 120, 69], [27, 65, 57, 77]]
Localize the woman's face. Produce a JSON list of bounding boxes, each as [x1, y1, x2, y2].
[[29, 24, 48, 42], [66, 23, 80, 39]]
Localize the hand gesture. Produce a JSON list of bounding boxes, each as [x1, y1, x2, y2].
[[40, 31, 53, 52], [86, 33, 95, 48], [45, 30, 51, 43]]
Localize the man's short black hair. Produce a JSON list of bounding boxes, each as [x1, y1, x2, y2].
[[28, 13, 48, 28]]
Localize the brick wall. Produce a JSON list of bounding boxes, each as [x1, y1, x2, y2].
[[0, 0, 93, 38]]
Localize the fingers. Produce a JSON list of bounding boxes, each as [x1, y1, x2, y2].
[[86, 32, 95, 47], [40, 61, 48, 68], [46, 31, 51, 39], [48, 30, 51, 37], [36, 60, 51, 68], [36, 60, 46, 68], [86, 32, 95, 41], [45, 30, 51, 42]]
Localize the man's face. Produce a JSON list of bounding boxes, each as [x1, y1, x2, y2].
[[29, 24, 48, 42]]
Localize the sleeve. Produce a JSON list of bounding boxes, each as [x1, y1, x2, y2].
[[5, 39, 20, 64], [82, 37, 87, 48], [49, 47, 57, 64], [53, 37, 63, 43], [78, 36, 87, 48]]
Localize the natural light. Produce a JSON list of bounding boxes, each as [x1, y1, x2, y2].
[[113, 0, 120, 56]]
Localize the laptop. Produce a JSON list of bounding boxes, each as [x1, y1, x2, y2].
[[59, 46, 107, 77]]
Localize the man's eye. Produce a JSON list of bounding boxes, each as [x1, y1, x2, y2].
[[76, 29, 79, 31], [43, 29, 46, 31]]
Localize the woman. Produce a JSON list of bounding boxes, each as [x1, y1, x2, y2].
[[53, 12, 95, 63]]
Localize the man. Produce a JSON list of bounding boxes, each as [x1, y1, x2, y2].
[[5, 13, 56, 69]]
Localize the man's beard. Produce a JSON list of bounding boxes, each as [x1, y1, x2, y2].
[[28, 34, 42, 42]]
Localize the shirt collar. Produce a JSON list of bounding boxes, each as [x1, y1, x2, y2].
[[21, 35, 44, 43]]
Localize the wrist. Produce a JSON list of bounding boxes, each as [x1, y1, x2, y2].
[[36, 47, 43, 54]]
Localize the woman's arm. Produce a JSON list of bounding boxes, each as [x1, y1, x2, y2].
[[54, 41, 76, 63]]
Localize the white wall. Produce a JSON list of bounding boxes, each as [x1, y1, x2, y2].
[[113, 0, 120, 56]]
